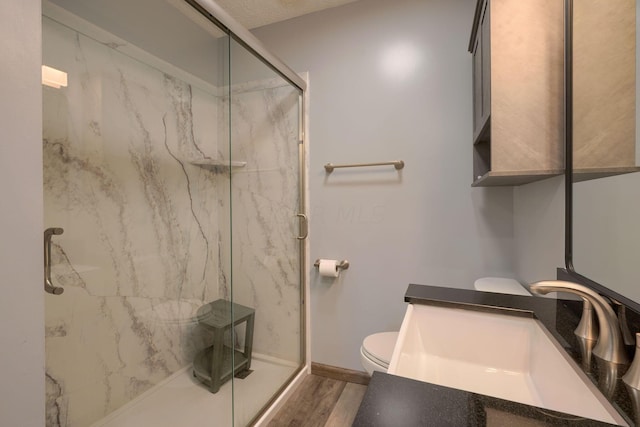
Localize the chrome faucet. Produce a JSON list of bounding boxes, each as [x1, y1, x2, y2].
[[529, 280, 629, 365]]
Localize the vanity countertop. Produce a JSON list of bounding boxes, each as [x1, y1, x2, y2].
[[352, 284, 638, 426], [354, 371, 612, 426]]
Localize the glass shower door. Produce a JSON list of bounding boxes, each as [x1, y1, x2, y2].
[[42, 1, 304, 425], [43, 1, 234, 425], [226, 38, 305, 426]]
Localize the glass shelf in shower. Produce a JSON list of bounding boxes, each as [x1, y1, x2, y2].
[[189, 159, 247, 171]]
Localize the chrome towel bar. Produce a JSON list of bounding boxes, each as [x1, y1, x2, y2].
[[324, 160, 404, 173]]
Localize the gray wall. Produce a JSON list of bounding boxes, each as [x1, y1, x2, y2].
[[0, 0, 45, 425], [568, 1, 640, 305], [514, 176, 565, 285], [254, 0, 517, 370], [573, 174, 640, 303]]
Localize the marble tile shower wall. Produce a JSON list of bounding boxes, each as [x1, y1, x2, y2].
[[43, 17, 223, 426], [218, 79, 301, 362]]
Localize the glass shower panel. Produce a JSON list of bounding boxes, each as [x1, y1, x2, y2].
[[42, 2, 233, 425], [227, 38, 304, 426]]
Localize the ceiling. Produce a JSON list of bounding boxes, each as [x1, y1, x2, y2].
[[214, 0, 359, 29]]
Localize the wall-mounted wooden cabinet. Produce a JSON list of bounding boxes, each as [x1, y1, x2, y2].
[[469, 0, 564, 187], [471, 0, 490, 147], [573, 0, 640, 182]]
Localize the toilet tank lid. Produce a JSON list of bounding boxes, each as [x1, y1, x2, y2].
[[474, 277, 531, 296], [363, 332, 399, 364]]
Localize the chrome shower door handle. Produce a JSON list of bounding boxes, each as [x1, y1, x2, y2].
[[296, 213, 308, 240], [44, 227, 65, 295]]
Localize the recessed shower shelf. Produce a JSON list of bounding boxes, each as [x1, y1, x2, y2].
[[189, 159, 247, 171]]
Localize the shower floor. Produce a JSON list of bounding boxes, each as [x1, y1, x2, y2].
[[93, 354, 299, 427]]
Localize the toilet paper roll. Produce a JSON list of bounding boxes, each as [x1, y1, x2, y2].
[[319, 259, 340, 278]]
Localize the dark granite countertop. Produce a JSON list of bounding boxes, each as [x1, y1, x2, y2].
[[352, 284, 640, 426], [354, 372, 612, 427]]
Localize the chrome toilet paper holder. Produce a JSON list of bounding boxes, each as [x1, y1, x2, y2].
[[314, 259, 350, 271]]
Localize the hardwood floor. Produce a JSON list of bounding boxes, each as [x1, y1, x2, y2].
[[267, 374, 368, 427]]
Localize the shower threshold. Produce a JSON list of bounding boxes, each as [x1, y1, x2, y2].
[[92, 353, 297, 427]]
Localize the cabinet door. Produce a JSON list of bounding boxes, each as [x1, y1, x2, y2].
[[480, 0, 491, 125], [472, 36, 482, 134], [472, 0, 490, 142]]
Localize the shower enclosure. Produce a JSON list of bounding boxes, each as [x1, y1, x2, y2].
[[42, 0, 306, 425]]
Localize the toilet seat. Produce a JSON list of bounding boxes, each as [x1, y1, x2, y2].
[[361, 332, 398, 369]]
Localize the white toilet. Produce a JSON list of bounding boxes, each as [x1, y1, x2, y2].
[[360, 331, 398, 375], [359, 277, 530, 375]]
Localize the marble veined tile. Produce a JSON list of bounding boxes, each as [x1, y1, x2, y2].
[[219, 83, 302, 363], [43, 12, 303, 426], [44, 17, 221, 426]]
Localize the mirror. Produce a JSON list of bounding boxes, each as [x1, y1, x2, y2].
[[570, 0, 640, 306]]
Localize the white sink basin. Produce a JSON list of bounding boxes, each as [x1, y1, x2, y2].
[[388, 303, 627, 425]]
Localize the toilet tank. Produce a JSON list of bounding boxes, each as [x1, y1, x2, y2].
[[474, 277, 531, 296]]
